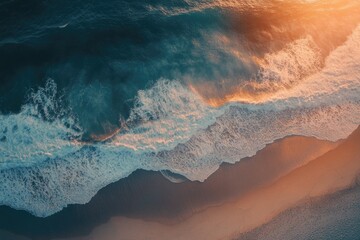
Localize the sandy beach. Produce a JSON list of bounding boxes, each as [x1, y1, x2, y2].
[[0, 127, 358, 240], [0, 132, 342, 240], [1, 1, 359, 240], [238, 185, 360, 240], [66, 126, 360, 240]]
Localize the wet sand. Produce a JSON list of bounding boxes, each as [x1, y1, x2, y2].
[[65, 126, 360, 240], [1, 128, 358, 240], [238, 185, 360, 240]]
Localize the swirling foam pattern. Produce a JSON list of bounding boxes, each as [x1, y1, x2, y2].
[[0, 0, 360, 217]]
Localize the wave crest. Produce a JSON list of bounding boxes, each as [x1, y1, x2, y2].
[[0, 14, 359, 219]]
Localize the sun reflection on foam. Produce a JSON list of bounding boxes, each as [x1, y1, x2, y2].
[[188, 0, 360, 107]]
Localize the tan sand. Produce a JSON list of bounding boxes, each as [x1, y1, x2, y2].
[[69, 127, 360, 240], [0, 133, 337, 240]]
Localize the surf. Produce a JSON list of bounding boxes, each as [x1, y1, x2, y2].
[[0, 0, 359, 218]]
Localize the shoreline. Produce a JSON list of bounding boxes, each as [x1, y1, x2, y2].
[[0, 132, 341, 240], [0, 128, 360, 239], [70, 126, 360, 240]]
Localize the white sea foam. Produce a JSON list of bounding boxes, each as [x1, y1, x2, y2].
[[0, 25, 359, 217], [111, 79, 222, 152], [0, 79, 82, 169], [256, 36, 322, 90]]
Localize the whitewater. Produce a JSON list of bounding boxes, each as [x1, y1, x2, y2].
[[0, 1, 360, 217]]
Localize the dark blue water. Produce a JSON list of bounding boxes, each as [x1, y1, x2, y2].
[[7, 0, 343, 138], [0, 0, 254, 137], [0, 0, 360, 221]]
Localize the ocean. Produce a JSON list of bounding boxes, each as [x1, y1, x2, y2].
[[0, 0, 360, 217]]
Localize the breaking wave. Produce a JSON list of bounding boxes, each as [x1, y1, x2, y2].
[[0, 0, 360, 217]]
